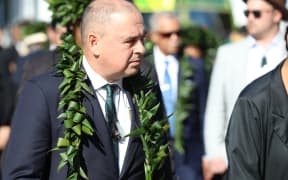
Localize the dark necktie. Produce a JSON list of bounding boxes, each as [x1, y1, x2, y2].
[[162, 59, 175, 136], [261, 56, 267, 67], [104, 84, 120, 171]]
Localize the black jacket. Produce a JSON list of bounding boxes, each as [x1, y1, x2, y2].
[[224, 60, 288, 180]]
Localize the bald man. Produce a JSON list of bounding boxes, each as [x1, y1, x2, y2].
[[2, 0, 172, 179]]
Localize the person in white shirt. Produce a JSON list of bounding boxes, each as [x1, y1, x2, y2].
[[203, 0, 288, 179]]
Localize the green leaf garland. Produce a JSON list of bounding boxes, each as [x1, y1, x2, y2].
[[125, 73, 170, 180], [174, 55, 195, 154], [53, 33, 94, 180]]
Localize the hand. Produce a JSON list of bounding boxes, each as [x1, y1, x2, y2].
[[202, 157, 227, 180], [0, 126, 11, 150]]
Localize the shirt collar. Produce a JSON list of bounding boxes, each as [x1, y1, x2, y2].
[[82, 56, 123, 90], [247, 31, 285, 48], [153, 46, 177, 63]]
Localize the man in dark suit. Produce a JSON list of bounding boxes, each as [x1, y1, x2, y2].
[[142, 11, 207, 180], [2, 0, 172, 179]]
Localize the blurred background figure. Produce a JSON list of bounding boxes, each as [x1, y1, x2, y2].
[[0, 19, 32, 180], [0, 26, 4, 50], [46, 21, 66, 51], [11, 21, 48, 89], [182, 25, 220, 80], [203, 0, 288, 180], [228, 26, 248, 43], [18, 21, 66, 94], [142, 11, 206, 180]]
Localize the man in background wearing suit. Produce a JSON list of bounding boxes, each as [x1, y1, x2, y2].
[[203, 0, 288, 179], [142, 11, 206, 180], [2, 0, 172, 179]]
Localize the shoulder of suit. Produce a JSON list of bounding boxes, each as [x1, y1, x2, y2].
[[29, 69, 62, 86], [218, 37, 250, 52]]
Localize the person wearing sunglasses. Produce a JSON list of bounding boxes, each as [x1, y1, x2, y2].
[[223, 25, 288, 180], [203, 0, 288, 180], [141, 11, 207, 180]]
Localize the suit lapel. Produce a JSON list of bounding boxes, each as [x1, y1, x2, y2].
[[82, 79, 117, 170]]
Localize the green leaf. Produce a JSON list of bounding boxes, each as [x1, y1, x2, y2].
[[64, 120, 74, 129], [68, 101, 79, 110], [82, 125, 93, 136], [67, 172, 77, 180], [82, 119, 93, 131], [57, 158, 67, 172], [60, 83, 72, 96], [63, 69, 73, 78], [57, 112, 67, 119], [126, 127, 145, 137], [72, 124, 81, 136], [72, 112, 84, 123], [68, 45, 79, 54], [79, 166, 89, 179], [57, 138, 70, 147], [81, 82, 94, 95], [60, 152, 68, 161]]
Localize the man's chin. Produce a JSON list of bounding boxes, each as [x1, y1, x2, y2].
[[125, 67, 140, 77]]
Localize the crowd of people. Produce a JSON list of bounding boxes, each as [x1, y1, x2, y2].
[[0, 0, 288, 179]]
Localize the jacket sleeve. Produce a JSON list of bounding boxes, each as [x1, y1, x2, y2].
[[2, 80, 51, 179], [190, 58, 208, 137], [204, 46, 229, 161], [223, 97, 262, 180]]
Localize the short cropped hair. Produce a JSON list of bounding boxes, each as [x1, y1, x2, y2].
[[148, 11, 179, 32]]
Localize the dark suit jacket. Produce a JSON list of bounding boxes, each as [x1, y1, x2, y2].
[[141, 51, 207, 164], [2, 69, 172, 180]]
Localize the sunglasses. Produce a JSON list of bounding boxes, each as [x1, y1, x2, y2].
[[158, 30, 181, 38], [244, 10, 262, 18], [244, 9, 273, 19]]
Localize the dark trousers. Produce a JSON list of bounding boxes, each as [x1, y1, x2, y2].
[[170, 140, 204, 180]]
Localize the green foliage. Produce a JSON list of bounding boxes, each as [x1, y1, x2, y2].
[[174, 55, 195, 153], [182, 25, 220, 75], [126, 74, 169, 180], [47, 0, 90, 26], [47, 0, 94, 178], [182, 25, 219, 51], [53, 32, 94, 180]]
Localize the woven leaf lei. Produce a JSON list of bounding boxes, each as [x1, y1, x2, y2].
[[174, 55, 195, 154]]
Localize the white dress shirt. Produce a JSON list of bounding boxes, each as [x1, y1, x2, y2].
[[246, 32, 287, 84], [83, 57, 131, 172]]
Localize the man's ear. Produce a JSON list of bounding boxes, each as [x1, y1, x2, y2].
[[273, 9, 282, 23], [149, 32, 158, 44], [88, 32, 100, 56]]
